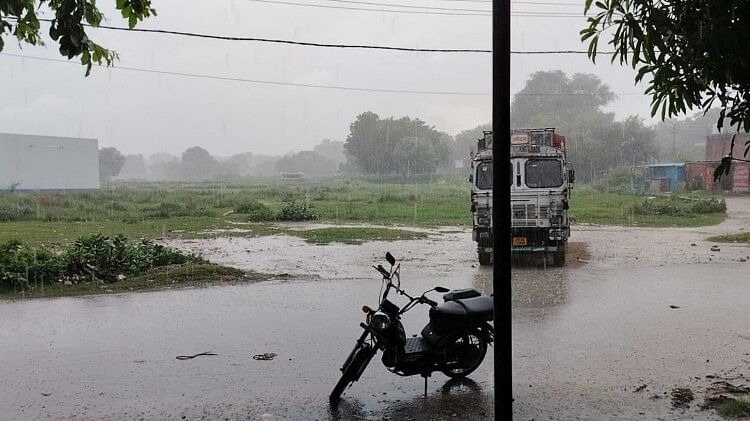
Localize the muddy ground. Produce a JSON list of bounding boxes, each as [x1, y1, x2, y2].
[[2, 197, 750, 420]]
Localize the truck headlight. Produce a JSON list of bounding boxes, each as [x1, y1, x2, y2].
[[369, 312, 390, 332]]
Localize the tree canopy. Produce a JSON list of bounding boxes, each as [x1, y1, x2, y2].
[[581, 0, 750, 178], [512, 71, 656, 182], [0, 0, 155, 74], [98, 147, 125, 183], [344, 112, 451, 176]]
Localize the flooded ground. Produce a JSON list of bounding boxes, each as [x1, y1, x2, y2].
[[2, 197, 750, 420]]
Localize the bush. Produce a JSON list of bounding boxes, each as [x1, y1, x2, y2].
[[592, 167, 645, 194], [0, 234, 206, 292], [276, 201, 319, 221], [0, 240, 65, 291], [0, 203, 34, 222], [64, 233, 201, 282], [632, 196, 726, 216], [233, 200, 275, 221]]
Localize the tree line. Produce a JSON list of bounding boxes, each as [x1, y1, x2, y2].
[[100, 70, 716, 184]]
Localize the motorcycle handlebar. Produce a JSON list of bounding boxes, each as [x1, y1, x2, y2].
[[374, 265, 390, 279]]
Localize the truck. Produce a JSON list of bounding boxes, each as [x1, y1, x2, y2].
[[469, 128, 575, 266]]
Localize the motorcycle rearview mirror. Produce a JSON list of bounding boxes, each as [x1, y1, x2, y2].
[[434, 287, 450, 293], [385, 252, 396, 266]]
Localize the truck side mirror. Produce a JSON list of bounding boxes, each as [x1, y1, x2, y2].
[[469, 174, 473, 183], [568, 168, 576, 183]]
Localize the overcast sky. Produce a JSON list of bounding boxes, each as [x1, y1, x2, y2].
[[0, 0, 654, 157]]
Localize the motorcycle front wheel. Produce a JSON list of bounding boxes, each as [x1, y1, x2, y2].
[[440, 331, 488, 378], [330, 342, 376, 404]]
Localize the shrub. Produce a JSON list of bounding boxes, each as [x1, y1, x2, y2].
[[0, 203, 34, 222], [592, 167, 645, 194], [64, 233, 201, 282], [233, 200, 275, 221], [0, 240, 65, 291], [276, 201, 319, 221], [632, 196, 726, 216]]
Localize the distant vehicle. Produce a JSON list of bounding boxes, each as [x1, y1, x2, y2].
[[329, 252, 494, 404], [469, 129, 575, 266], [280, 172, 305, 180]]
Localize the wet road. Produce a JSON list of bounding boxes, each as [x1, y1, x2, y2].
[[3, 197, 750, 420], [0, 264, 495, 421]]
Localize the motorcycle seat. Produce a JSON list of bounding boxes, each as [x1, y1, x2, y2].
[[454, 296, 494, 321]]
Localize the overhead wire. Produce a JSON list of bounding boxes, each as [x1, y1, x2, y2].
[[6, 16, 611, 53], [0, 52, 491, 96], [0, 52, 643, 96]]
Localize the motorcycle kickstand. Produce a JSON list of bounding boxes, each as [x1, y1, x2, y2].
[[421, 373, 430, 397]]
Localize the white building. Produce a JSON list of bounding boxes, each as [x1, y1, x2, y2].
[[0, 133, 99, 191]]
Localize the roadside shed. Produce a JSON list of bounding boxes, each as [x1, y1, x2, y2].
[[685, 161, 716, 191], [639, 163, 685, 192]]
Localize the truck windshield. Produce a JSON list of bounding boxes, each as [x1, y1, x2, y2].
[[476, 162, 492, 189], [525, 159, 563, 188]]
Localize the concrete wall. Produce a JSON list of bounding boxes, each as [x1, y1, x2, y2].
[[0, 133, 99, 191]]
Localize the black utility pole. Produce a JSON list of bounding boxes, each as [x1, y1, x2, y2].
[[493, 0, 511, 419]]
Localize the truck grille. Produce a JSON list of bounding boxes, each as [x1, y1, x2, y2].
[[511, 203, 550, 227]]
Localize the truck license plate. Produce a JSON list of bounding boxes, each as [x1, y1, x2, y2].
[[512, 237, 527, 246]]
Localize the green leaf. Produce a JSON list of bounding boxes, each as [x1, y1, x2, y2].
[[714, 157, 732, 182], [128, 14, 137, 29]]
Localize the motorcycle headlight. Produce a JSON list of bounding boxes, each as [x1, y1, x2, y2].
[[369, 312, 391, 332]]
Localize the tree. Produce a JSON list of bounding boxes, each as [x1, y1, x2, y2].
[[454, 123, 492, 168], [181, 147, 220, 180], [275, 150, 338, 177], [1, 0, 155, 75], [344, 112, 451, 175], [118, 154, 147, 180], [313, 139, 347, 166], [512, 71, 656, 182], [581, 0, 750, 179], [98, 147, 125, 183]]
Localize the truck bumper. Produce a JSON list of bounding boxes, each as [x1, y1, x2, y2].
[[511, 227, 567, 253]]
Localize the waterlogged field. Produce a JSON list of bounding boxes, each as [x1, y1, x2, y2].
[[0, 177, 732, 299], [0, 177, 730, 247], [0, 177, 470, 245]]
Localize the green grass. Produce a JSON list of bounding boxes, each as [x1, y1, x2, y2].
[[0, 263, 265, 301], [289, 227, 428, 245], [570, 187, 726, 227], [708, 232, 750, 244], [705, 395, 750, 418], [0, 178, 731, 248]]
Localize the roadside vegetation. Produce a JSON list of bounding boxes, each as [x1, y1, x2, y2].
[[0, 234, 260, 300], [571, 186, 726, 227], [707, 232, 750, 244], [291, 227, 428, 245], [0, 176, 730, 248]]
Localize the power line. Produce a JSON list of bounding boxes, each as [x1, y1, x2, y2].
[[0, 52, 491, 96], [242, 0, 492, 15], [9, 16, 490, 52], [13, 17, 609, 53], [318, 0, 491, 13]]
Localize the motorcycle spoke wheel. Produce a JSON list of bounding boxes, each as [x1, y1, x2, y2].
[[441, 332, 487, 378]]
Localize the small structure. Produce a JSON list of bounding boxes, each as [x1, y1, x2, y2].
[[0, 133, 99, 191], [639, 163, 685, 192], [684, 161, 716, 191], [703, 133, 750, 192]]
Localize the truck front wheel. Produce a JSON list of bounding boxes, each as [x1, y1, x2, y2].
[[478, 250, 492, 266], [552, 243, 566, 267]]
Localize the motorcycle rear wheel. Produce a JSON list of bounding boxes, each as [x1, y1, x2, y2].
[[330, 343, 375, 404], [440, 331, 488, 378]]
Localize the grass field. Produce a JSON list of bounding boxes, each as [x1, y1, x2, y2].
[[0, 177, 729, 246]]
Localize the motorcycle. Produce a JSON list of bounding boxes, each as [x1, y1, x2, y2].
[[329, 252, 494, 404]]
